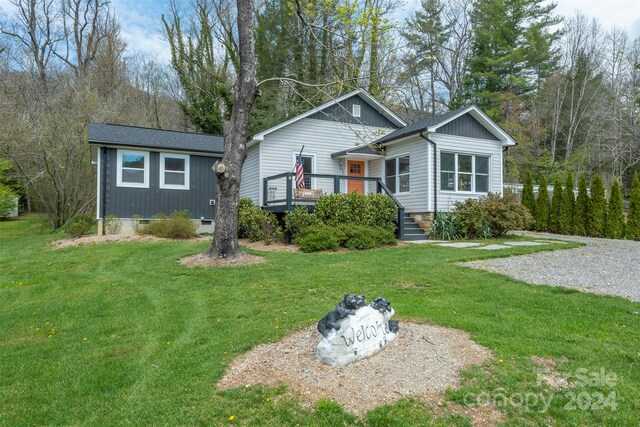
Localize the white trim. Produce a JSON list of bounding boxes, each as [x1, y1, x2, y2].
[[96, 147, 102, 219], [439, 151, 491, 194], [250, 89, 406, 143], [352, 103, 361, 118], [258, 142, 263, 206], [116, 149, 149, 188], [427, 105, 516, 146], [384, 153, 411, 195], [159, 153, 190, 190]]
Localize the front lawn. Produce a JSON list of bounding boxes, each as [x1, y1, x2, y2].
[[1, 216, 639, 425]]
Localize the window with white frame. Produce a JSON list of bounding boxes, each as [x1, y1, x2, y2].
[[385, 155, 410, 193], [117, 149, 149, 188], [352, 104, 361, 118], [160, 153, 190, 190], [440, 152, 490, 193]]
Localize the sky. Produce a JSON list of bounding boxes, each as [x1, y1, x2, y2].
[[1, 0, 639, 64]]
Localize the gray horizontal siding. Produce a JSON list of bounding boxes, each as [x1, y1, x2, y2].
[[240, 144, 260, 204], [308, 94, 398, 128], [437, 113, 499, 141], [103, 148, 219, 219], [385, 138, 430, 213]]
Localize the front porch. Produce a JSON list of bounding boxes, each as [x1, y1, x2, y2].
[[262, 172, 425, 241]]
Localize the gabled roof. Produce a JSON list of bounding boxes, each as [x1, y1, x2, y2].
[[331, 145, 383, 159], [250, 89, 407, 143], [88, 123, 224, 154], [373, 105, 516, 146]]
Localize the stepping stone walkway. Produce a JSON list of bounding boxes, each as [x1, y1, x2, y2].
[[503, 241, 546, 246], [436, 242, 483, 248], [472, 244, 511, 250]]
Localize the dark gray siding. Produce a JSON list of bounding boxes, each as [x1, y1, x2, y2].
[[308, 94, 398, 128], [436, 113, 499, 141], [103, 148, 219, 219]]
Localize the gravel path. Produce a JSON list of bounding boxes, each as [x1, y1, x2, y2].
[[465, 232, 640, 302]]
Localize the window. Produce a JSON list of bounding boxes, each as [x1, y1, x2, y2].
[[385, 155, 410, 193], [160, 153, 190, 190], [440, 152, 490, 193], [293, 153, 314, 188], [352, 104, 361, 118], [117, 149, 149, 188]]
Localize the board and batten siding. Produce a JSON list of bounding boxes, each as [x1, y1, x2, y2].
[[384, 137, 431, 213], [103, 148, 219, 219], [259, 118, 392, 204], [431, 133, 503, 212], [240, 143, 260, 204]]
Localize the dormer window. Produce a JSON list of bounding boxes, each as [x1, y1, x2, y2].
[[352, 104, 361, 118]]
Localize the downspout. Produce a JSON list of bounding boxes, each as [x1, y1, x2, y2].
[[101, 147, 107, 223], [418, 131, 437, 216]]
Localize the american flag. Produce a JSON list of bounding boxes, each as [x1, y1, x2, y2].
[[295, 154, 305, 189]]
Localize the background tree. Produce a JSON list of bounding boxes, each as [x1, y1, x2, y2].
[[534, 175, 549, 232], [521, 170, 536, 221], [549, 178, 564, 233], [605, 180, 624, 239], [627, 173, 640, 240], [573, 176, 589, 235], [562, 171, 575, 234], [587, 174, 606, 237]]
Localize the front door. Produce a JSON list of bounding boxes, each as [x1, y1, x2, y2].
[[347, 160, 365, 194]]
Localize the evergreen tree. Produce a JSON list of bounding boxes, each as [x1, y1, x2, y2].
[[627, 173, 640, 240], [587, 174, 606, 237], [605, 180, 624, 239], [549, 178, 564, 233], [521, 170, 536, 223], [535, 175, 550, 232], [574, 176, 589, 236], [563, 171, 575, 234]]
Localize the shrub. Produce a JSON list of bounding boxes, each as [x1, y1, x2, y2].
[[549, 178, 565, 234], [574, 176, 589, 236], [284, 207, 322, 239], [237, 198, 282, 243], [534, 175, 550, 232], [563, 171, 575, 234], [453, 192, 531, 239], [430, 212, 460, 240], [587, 174, 606, 237], [0, 184, 17, 219], [337, 225, 396, 250], [314, 193, 397, 231], [139, 211, 197, 239], [521, 170, 536, 222], [605, 180, 624, 239], [297, 226, 345, 252], [627, 173, 640, 241], [64, 214, 95, 237], [104, 215, 123, 235]]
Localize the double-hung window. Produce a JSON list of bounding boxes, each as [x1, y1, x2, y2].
[[160, 153, 190, 190], [117, 149, 149, 188], [440, 152, 490, 193], [385, 155, 410, 193]]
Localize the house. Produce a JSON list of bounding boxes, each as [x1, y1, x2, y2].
[[89, 89, 516, 239]]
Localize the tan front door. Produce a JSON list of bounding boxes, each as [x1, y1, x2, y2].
[[347, 160, 365, 194]]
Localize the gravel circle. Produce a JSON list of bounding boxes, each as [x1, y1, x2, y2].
[[465, 232, 640, 302], [217, 322, 492, 415]]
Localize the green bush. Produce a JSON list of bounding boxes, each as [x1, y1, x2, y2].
[[574, 176, 589, 236], [549, 178, 565, 234], [64, 214, 95, 237], [587, 174, 606, 237], [337, 225, 396, 250], [521, 170, 535, 222], [140, 211, 197, 239], [563, 171, 575, 234], [627, 173, 640, 241], [605, 180, 624, 239], [430, 212, 460, 240], [314, 193, 397, 231], [0, 184, 17, 219], [104, 215, 123, 235], [453, 192, 532, 239], [534, 175, 550, 232], [237, 198, 282, 243], [284, 207, 322, 239], [297, 226, 345, 252]]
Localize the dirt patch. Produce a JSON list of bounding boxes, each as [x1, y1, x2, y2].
[[49, 233, 205, 249], [218, 322, 493, 417], [238, 239, 301, 252], [180, 252, 265, 268], [531, 355, 574, 389]]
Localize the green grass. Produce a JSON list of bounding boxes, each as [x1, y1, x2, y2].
[[1, 215, 639, 426]]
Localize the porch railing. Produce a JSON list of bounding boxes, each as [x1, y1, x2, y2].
[[262, 172, 405, 239]]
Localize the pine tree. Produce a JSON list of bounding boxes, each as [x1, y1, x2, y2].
[[605, 180, 624, 239], [627, 173, 640, 240], [574, 176, 589, 236], [521, 171, 536, 224], [563, 171, 575, 234], [549, 178, 564, 233], [535, 175, 550, 232], [587, 174, 606, 237]]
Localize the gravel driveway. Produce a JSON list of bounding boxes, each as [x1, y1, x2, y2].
[[465, 232, 640, 302]]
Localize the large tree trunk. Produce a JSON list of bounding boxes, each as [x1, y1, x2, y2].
[[206, 0, 257, 259]]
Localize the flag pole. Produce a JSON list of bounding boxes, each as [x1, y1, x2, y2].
[[292, 145, 305, 172]]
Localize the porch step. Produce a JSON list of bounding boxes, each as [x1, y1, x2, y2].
[[400, 214, 427, 241]]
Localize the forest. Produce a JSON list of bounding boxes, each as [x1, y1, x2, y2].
[[0, 0, 638, 229]]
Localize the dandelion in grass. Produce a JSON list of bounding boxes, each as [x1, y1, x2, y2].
[[83, 337, 89, 341], [228, 415, 235, 421], [498, 359, 504, 364]]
